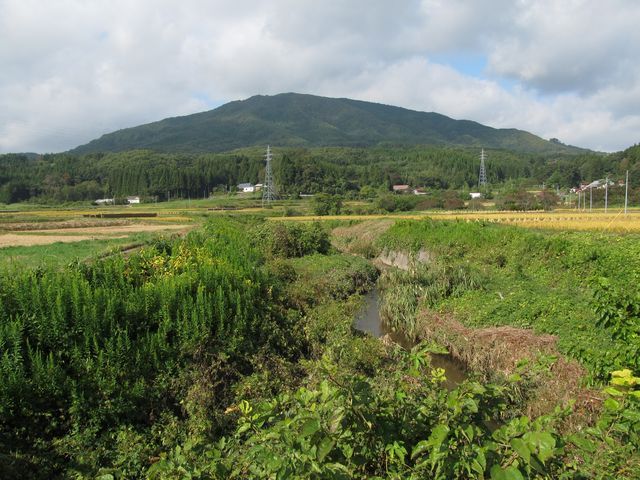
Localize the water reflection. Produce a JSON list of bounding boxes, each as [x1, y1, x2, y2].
[[354, 288, 467, 390]]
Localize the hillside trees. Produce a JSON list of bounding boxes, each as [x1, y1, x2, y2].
[[0, 145, 628, 204]]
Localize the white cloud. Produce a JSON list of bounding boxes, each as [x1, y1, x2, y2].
[[486, 0, 640, 95], [0, 0, 639, 153]]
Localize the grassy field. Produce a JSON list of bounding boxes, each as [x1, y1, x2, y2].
[[0, 233, 159, 269], [2, 197, 640, 273]]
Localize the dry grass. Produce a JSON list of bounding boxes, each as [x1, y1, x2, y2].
[[331, 220, 394, 255], [24, 224, 191, 235], [415, 309, 602, 426]]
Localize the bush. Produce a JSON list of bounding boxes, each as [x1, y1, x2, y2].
[[252, 221, 331, 258], [312, 194, 343, 215]]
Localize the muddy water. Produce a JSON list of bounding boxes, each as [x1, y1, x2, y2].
[[354, 289, 467, 390]]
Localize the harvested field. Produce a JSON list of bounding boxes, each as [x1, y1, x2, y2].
[[0, 224, 193, 248], [0, 233, 128, 248], [83, 213, 158, 218], [276, 209, 640, 233], [25, 224, 191, 235], [0, 219, 131, 231]]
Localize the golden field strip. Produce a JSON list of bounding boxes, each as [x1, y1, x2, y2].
[[0, 207, 196, 248], [273, 208, 640, 233], [2, 203, 640, 250]]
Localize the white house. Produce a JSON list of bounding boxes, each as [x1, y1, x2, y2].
[[392, 184, 411, 194], [95, 198, 114, 205], [469, 192, 482, 199], [127, 196, 141, 204], [237, 183, 255, 193]]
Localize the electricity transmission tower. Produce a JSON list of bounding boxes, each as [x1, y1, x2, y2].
[[478, 148, 488, 188], [262, 145, 276, 207]]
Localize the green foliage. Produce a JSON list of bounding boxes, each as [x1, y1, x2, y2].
[[71, 93, 580, 155], [377, 219, 640, 382], [1, 141, 626, 206], [594, 278, 640, 343], [0, 218, 298, 477], [379, 262, 482, 340], [148, 343, 606, 479], [495, 189, 541, 211], [376, 194, 422, 213], [251, 221, 331, 258], [312, 193, 343, 215], [3, 214, 640, 478], [284, 254, 378, 311]]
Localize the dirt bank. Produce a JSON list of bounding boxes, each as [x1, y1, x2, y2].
[[415, 309, 601, 424], [375, 249, 432, 270]]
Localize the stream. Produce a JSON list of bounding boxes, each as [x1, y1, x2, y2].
[[354, 288, 467, 390]]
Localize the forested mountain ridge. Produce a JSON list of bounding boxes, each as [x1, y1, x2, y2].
[[1, 143, 631, 204], [70, 93, 586, 154]]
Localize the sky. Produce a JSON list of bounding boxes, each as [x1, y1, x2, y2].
[[1, 0, 640, 153]]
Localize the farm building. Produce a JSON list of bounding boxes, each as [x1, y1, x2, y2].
[[392, 184, 411, 193], [127, 196, 141, 204], [237, 183, 255, 193]]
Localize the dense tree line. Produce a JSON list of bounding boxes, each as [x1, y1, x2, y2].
[[1, 144, 638, 204]]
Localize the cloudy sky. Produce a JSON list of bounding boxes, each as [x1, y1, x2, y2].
[[1, 0, 639, 153]]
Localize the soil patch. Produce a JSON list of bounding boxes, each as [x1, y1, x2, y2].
[[0, 233, 128, 248], [0, 224, 193, 248]]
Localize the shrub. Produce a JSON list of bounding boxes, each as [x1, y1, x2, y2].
[[312, 193, 343, 215], [252, 221, 331, 258]]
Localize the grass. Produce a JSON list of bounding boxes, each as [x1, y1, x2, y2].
[[283, 253, 378, 309], [375, 219, 640, 381], [0, 232, 160, 269]]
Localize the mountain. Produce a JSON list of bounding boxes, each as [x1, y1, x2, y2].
[[71, 93, 584, 154]]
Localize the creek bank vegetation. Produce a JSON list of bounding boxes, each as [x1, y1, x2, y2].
[[332, 219, 599, 420], [1, 217, 639, 478]]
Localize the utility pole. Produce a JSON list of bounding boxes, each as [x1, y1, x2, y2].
[[589, 185, 592, 212], [625, 170, 629, 215], [262, 145, 276, 207], [605, 176, 608, 213]]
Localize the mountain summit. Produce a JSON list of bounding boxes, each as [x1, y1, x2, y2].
[[71, 93, 582, 154]]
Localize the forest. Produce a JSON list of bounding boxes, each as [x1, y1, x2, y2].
[[1, 144, 639, 204]]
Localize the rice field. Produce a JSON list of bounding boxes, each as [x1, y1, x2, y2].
[[272, 208, 640, 233]]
